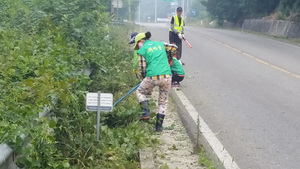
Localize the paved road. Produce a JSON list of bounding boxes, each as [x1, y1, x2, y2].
[[139, 23, 300, 169]]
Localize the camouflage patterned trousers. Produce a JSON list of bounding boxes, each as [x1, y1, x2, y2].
[[136, 76, 171, 115]]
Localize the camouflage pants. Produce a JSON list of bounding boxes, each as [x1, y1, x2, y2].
[[136, 76, 171, 115]]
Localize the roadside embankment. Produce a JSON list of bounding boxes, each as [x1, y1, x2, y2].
[[241, 19, 300, 38]]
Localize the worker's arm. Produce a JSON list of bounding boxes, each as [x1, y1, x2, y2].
[[138, 54, 147, 78]]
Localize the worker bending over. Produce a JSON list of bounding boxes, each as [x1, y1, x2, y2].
[[134, 32, 172, 132]]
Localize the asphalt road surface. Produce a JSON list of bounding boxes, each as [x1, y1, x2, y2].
[[138, 23, 300, 169]]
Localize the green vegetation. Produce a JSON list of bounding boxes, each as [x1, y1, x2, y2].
[[188, 1, 208, 19], [201, 0, 300, 25], [198, 148, 216, 169], [0, 0, 157, 168]]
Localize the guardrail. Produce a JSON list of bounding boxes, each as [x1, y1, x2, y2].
[[0, 68, 92, 169], [111, 20, 125, 25]]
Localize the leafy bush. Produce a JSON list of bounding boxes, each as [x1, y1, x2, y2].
[[0, 0, 156, 168]]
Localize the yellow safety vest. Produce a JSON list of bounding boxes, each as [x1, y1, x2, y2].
[[170, 15, 183, 33]]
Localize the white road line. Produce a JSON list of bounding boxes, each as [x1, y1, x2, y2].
[[202, 34, 300, 80], [173, 89, 240, 169]]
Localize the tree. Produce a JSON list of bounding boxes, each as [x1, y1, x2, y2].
[[202, 0, 245, 24], [189, 0, 207, 19], [244, 0, 280, 18], [279, 0, 300, 21], [201, 0, 281, 25]]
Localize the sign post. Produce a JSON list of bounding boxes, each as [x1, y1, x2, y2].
[[86, 92, 113, 141], [97, 91, 101, 141]]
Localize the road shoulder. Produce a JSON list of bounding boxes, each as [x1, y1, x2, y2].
[[170, 88, 240, 169], [153, 90, 204, 169]]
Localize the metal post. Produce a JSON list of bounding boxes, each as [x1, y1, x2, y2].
[[129, 0, 131, 21], [155, 0, 157, 23], [97, 91, 101, 141], [111, 0, 114, 15], [187, 0, 189, 18], [182, 0, 185, 18], [117, 0, 119, 22], [138, 1, 141, 23]]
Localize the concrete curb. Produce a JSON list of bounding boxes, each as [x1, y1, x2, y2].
[[139, 147, 155, 169], [170, 88, 240, 169], [0, 144, 16, 169]]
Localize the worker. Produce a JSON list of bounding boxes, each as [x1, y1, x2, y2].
[[164, 43, 185, 87], [170, 56, 185, 87], [129, 32, 139, 74], [169, 7, 185, 64], [134, 32, 172, 132]]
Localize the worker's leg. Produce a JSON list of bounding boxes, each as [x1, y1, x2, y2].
[[157, 77, 171, 114], [172, 74, 184, 83], [170, 33, 182, 60], [171, 74, 184, 87], [155, 76, 172, 131], [169, 31, 175, 44], [176, 39, 182, 60], [136, 77, 155, 120]]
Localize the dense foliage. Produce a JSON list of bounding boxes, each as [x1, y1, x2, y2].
[[0, 0, 156, 168], [188, 1, 207, 20], [201, 0, 300, 24], [279, 0, 300, 20]]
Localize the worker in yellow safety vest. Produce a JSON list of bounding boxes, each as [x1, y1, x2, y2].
[[169, 7, 185, 65]]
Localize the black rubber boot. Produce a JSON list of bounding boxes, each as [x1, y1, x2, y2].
[[139, 100, 150, 120], [156, 114, 165, 132]]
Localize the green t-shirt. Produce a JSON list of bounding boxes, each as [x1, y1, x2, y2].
[[138, 40, 171, 77], [170, 57, 185, 75]]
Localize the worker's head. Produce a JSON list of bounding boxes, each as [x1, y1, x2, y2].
[[177, 7, 182, 16], [133, 32, 151, 50], [129, 32, 138, 44]]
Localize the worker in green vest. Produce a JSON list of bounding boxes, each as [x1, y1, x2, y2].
[[164, 43, 185, 87], [170, 57, 185, 87], [134, 32, 172, 132], [169, 7, 185, 64]]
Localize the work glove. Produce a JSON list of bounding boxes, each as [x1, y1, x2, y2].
[[133, 69, 142, 79], [182, 34, 185, 39], [178, 33, 183, 40]]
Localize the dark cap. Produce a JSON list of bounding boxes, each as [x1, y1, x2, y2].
[[129, 32, 138, 44], [177, 7, 182, 11]]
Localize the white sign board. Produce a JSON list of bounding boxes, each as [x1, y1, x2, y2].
[[157, 18, 171, 22], [112, 0, 123, 8], [86, 93, 113, 111]]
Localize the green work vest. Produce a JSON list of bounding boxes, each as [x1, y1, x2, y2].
[[138, 40, 172, 77], [170, 15, 184, 33], [170, 57, 185, 75]]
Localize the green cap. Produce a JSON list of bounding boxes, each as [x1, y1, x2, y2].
[[133, 33, 146, 50]]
